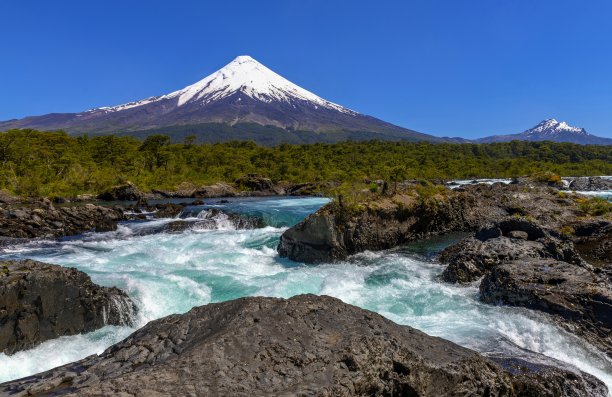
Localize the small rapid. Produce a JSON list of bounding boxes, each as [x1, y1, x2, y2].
[[0, 196, 610, 391]]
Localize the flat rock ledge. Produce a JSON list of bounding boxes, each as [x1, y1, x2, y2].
[[0, 259, 136, 355], [1, 295, 606, 396]]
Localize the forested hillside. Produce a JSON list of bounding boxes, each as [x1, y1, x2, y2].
[[1, 129, 610, 197]]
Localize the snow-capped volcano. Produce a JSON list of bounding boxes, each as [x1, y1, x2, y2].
[[0, 55, 437, 144], [96, 56, 354, 115], [524, 119, 587, 137], [479, 119, 611, 145]]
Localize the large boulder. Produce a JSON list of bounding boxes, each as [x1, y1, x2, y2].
[[193, 182, 237, 198], [0, 260, 136, 355], [1, 295, 605, 396], [97, 182, 144, 201], [235, 174, 274, 192], [439, 218, 584, 283], [480, 259, 612, 359]]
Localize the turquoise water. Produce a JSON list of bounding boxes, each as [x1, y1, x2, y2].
[[1, 196, 611, 391]]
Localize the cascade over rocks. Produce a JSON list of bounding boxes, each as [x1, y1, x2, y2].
[[480, 259, 612, 358], [0, 260, 136, 355], [0, 295, 606, 396]]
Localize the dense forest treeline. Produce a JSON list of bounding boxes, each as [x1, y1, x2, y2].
[[0, 129, 611, 197]]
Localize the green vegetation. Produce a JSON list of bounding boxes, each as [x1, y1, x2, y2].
[[1, 129, 611, 198], [576, 196, 612, 217]]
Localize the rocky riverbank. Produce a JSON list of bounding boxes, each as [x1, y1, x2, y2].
[[1, 294, 606, 396], [277, 180, 600, 263], [0, 259, 136, 355], [0, 197, 124, 239]]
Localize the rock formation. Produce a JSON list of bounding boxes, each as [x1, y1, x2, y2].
[[0, 200, 124, 239], [0, 259, 136, 355]]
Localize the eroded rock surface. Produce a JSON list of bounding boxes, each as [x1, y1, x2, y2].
[[0, 259, 136, 355], [1, 295, 606, 396], [439, 218, 584, 283]]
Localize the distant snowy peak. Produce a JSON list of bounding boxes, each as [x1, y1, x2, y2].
[[478, 118, 611, 145], [94, 55, 355, 115], [524, 119, 587, 136]]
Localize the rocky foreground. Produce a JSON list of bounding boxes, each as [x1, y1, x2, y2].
[[0, 260, 136, 355], [1, 295, 606, 397]]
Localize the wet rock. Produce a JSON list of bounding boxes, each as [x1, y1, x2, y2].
[[440, 219, 585, 283], [97, 182, 144, 201], [1, 294, 605, 396], [480, 259, 612, 358], [0, 260, 136, 355], [153, 203, 185, 218], [161, 220, 190, 233], [0, 203, 124, 238]]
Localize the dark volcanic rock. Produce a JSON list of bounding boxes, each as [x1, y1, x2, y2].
[[0, 203, 124, 238], [572, 220, 612, 271], [0, 295, 605, 396], [153, 203, 185, 218], [278, 181, 597, 264], [0, 260, 136, 355], [235, 173, 274, 191], [278, 190, 506, 263], [97, 182, 144, 201], [439, 218, 584, 283], [480, 259, 612, 358], [566, 176, 612, 192]]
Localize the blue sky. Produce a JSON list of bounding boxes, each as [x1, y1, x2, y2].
[[1, 0, 611, 138]]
